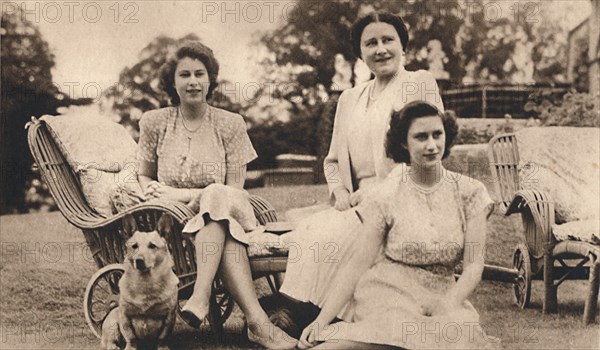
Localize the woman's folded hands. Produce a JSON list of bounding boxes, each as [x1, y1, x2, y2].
[[297, 317, 343, 349], [144, 181, 193, 202], [297, 318, 332, 349]]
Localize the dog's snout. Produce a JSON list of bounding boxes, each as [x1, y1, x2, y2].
[[134, 258, 146, 270]]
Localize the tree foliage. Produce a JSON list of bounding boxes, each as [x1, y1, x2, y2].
[[526, 91, 599, 127], [258, 0, 478, 174], [260, 0, 481, 89], [255, 0, 572, 175], [260, 0, 571, 93], [105, 33, 242, 140], [1, 6, 87, 213], [106, 34, 196, 139]]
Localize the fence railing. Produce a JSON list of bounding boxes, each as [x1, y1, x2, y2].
[[441, 84, 570, 118]]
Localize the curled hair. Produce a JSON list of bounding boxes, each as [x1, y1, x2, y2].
[[386, 101, 458, 164], [350, 11, 409, 58], [159, 41, 220, 105]]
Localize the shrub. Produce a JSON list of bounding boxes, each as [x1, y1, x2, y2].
[[525, 91, 599, 127], [454, 115, 523, 145], [24, 177, 57, 213], [455, 124, 495, 145]]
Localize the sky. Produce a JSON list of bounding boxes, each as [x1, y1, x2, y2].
[[19, 1, 295, 99], [5, 0, 592, 101]]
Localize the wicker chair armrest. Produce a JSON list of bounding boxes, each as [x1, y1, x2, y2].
[[76, 194, 279, 229], [506, 189, 555, 243], [248, 194, 279, 224], [553, 240, 600, 259], [72, 200, 196, 230]]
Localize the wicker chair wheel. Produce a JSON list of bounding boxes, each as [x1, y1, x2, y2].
[[83, 264, 126, 338], [176, 277, 235, 329], [513, 244, 532, 309]]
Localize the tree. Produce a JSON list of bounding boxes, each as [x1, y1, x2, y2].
[[260, 0, 476, 90], [260, 0, 575, 91], [105, 34, 195, 139], [1, 6, 87, 213], [257, 0, 475, 180], [256, 0, 575, 171], [105, 34, 242, 140]]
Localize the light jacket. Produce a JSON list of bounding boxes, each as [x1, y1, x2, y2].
[[324, 69, 444, 203]]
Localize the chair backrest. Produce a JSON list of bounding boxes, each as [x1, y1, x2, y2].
[[487, 133, 520, 210], [27, 120, 104, 228]]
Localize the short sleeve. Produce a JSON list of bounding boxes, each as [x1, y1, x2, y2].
[[137, 111, 162, 164], [462, 180, 494, 221], [224, 116, 257, 168], [354, 185, 391, 235]]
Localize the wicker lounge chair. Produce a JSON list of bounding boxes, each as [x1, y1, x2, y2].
[[488, 133, 599, 324], [26, 117, 288, 339]]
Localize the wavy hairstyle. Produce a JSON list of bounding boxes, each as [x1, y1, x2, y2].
[[159, 41, 220, 104], [350, 11, 410, 58], [386, 101, 458, 164]]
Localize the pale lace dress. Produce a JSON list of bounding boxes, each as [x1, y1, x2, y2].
[[137, 106, 260, 242], [280, 71, 446, 314], [318, 165, 498, 349], [280, 80, 382, 319]]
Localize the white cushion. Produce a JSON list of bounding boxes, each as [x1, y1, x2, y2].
[[517, 127, 599, 222], [80, 166, 142, 217], [552, 219, 600, 244], [40, 106, 141, 216], [41, 106, 136, 173]]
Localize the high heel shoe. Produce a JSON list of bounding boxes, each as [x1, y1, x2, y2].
[[247, 324, 296, 350], [180, 302, 207, 328]]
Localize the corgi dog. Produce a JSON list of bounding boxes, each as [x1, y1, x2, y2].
[[101, 213, 179, 350]]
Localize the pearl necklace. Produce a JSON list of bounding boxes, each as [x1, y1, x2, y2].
[[179, 106, 208, 133]]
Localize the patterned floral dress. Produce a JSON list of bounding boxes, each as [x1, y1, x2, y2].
[[136, 106, 260, 241], [318, 164, 498, 349], [137, 106, 256, 188]]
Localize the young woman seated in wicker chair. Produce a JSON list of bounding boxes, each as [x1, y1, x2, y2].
[[136, 41, 293, 349]]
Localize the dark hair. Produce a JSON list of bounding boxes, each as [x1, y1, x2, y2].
[[386, 101, 458, 164], [159, 41, 220, 105], [350, 11, 409, 58]]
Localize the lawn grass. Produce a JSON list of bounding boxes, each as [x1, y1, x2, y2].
[[0, 184, 598, 349]]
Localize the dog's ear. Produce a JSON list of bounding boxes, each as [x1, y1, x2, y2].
[[122, 214, 137, 237], [160, 236, 175, 268], [157, 213, 175, 237]]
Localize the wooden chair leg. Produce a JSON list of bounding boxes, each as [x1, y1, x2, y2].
[[543, 252, 558, 313], [583, 260, 599, 325], [209, 294, 226, 343], [273, 272, 284, 290]]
